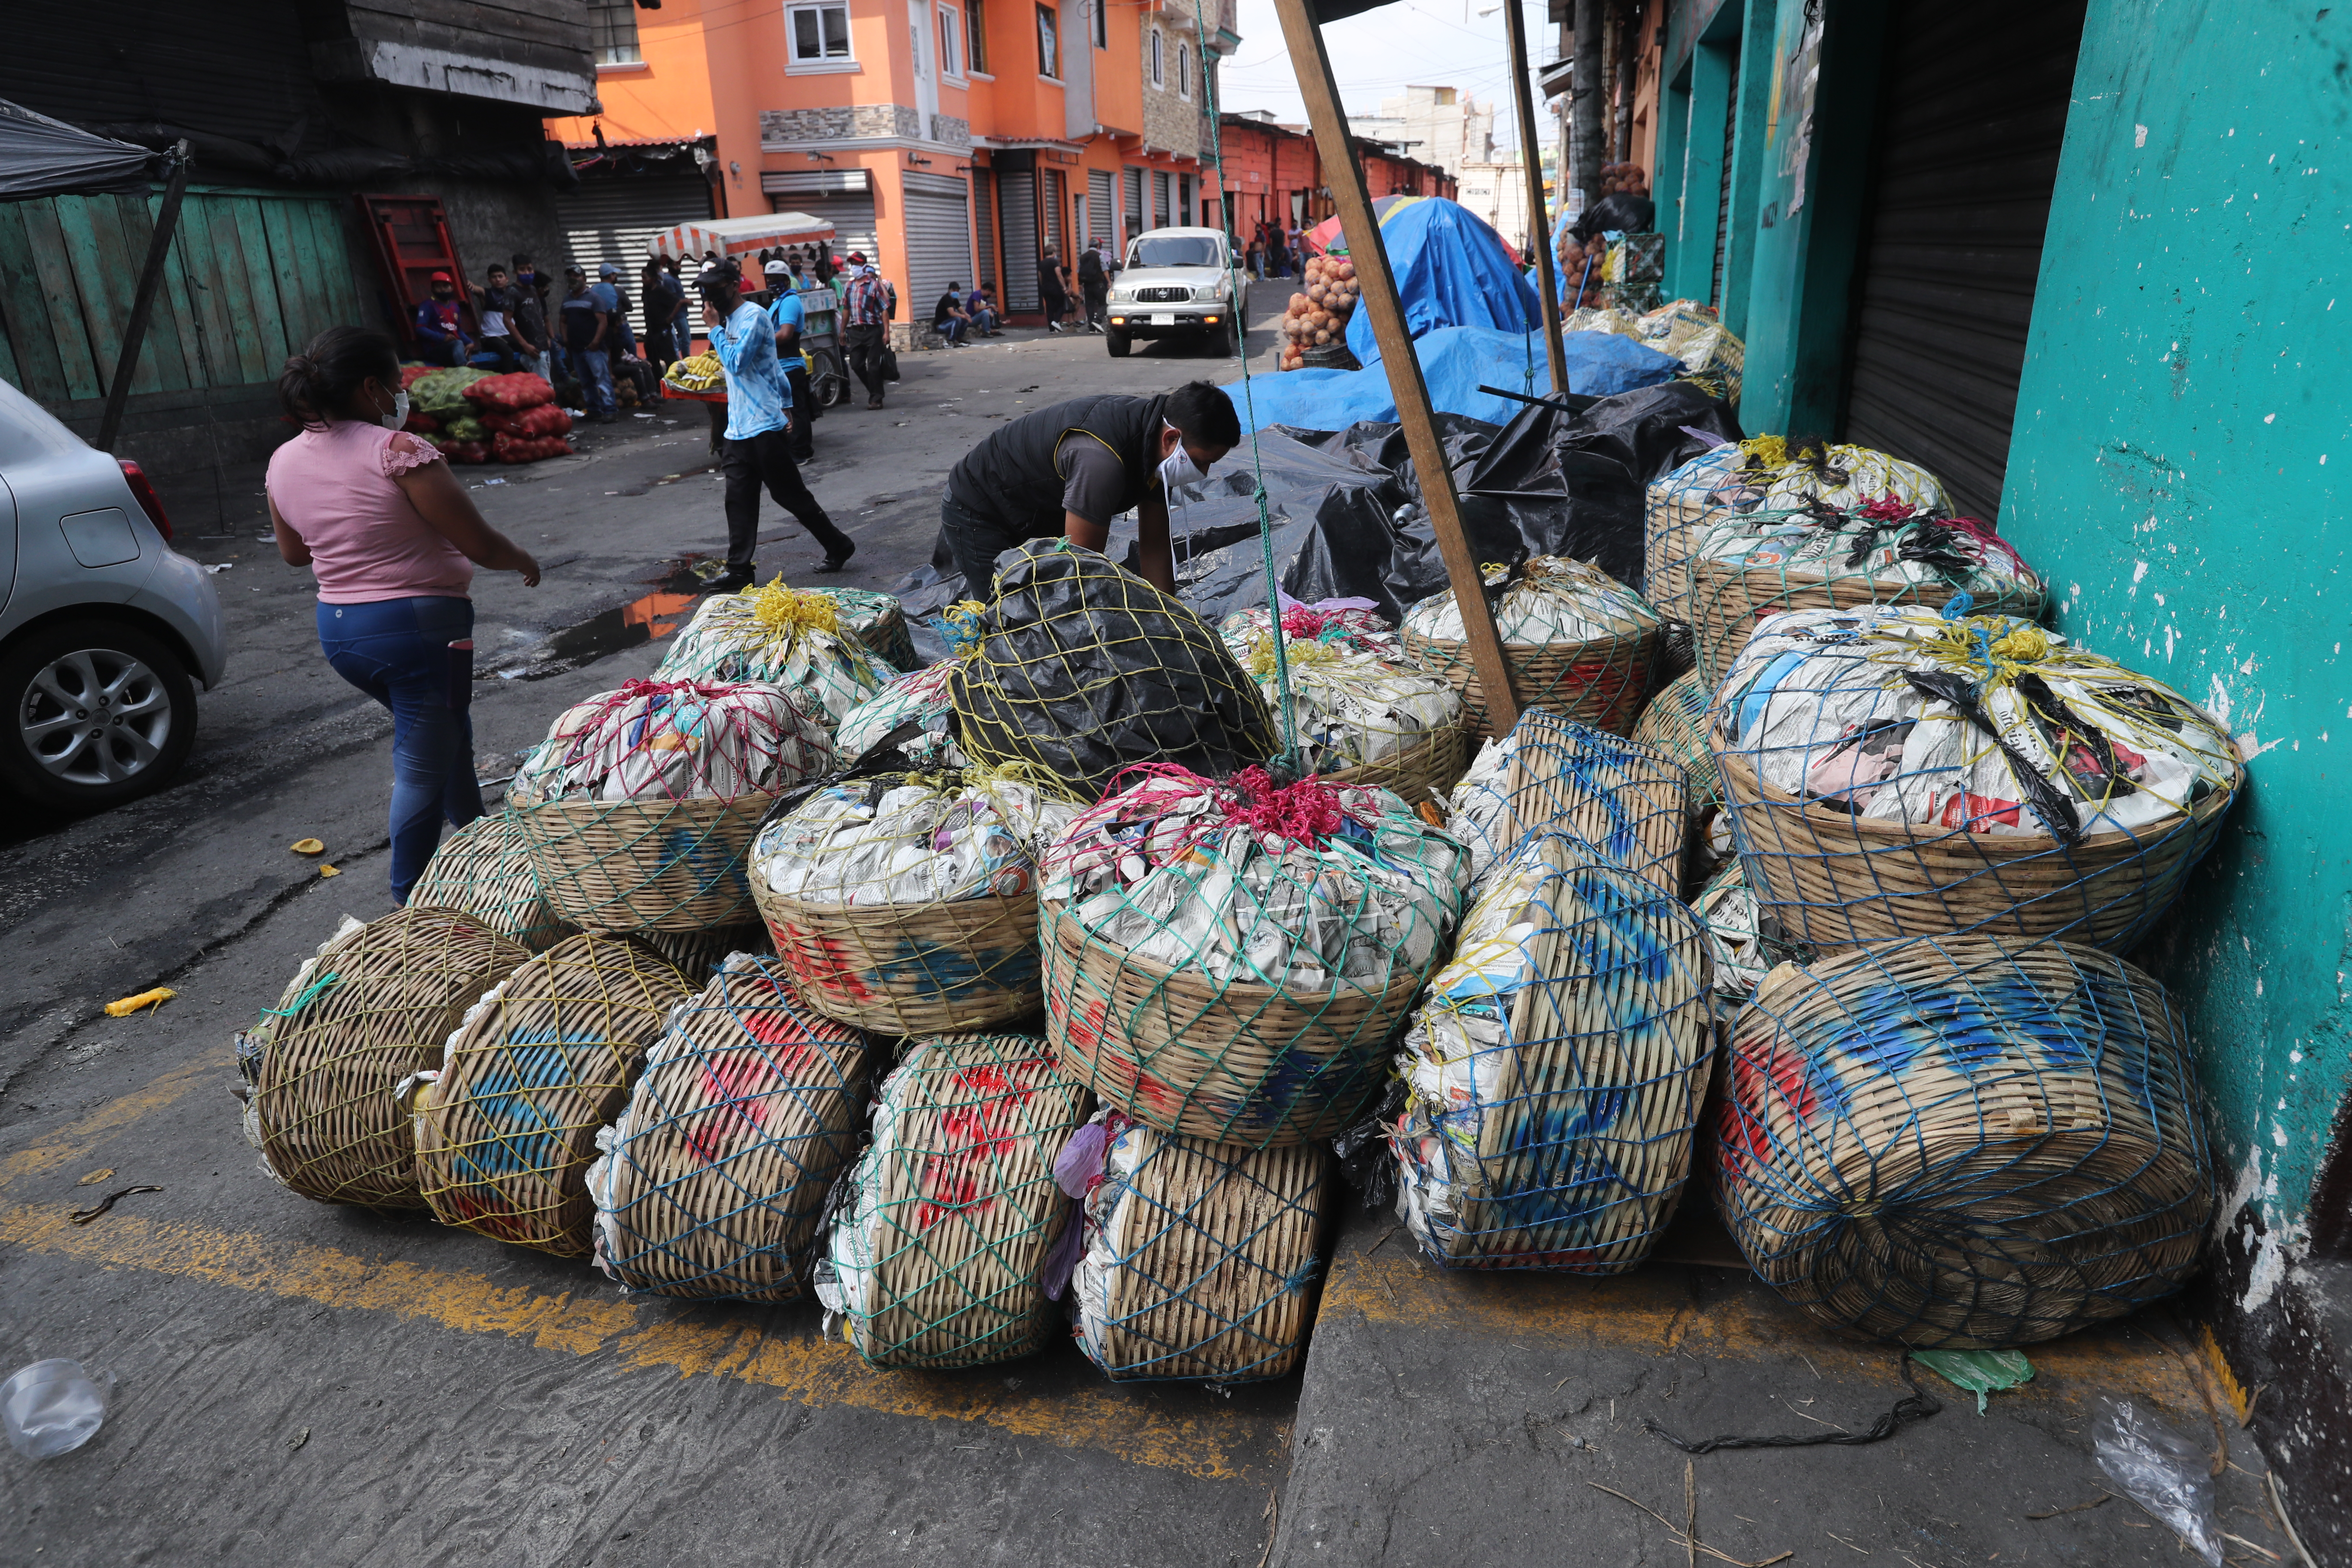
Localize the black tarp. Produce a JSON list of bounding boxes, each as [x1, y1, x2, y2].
[[0, 98, 152, 199]]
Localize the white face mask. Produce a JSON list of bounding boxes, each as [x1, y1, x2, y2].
[[1158, 425, 1206, 493], [381, 389, 410, 431]]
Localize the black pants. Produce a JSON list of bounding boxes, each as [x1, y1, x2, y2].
[[938, 492, 1044, 600], [1083, 286, 1108, 328], [722, 427, 851, 570], [783, 361, 816, 459], [1042, 289, 1070, 325], [843, 324, 888, 403]]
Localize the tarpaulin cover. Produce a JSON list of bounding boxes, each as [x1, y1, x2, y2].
[[0, 98, 152, 199], [1342, 199, 1544, 367], [1228, 325, 1681, 434]]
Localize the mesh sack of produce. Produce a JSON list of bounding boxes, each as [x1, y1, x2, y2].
[[241, 907, 528, 1209], [1444, 710, 1687, 897], [1629, 669, 1720, 818], [408, 811, 573, 953], [407, 366, 488, 422], [514, 677, 834, 932], [652, 579, 902, 731], [1688, 496, 2045, 688], [946, 542, 1277, 801], [1057, 1109, 1331, 1383], [1227, 625, 1468, 805], [1714, 936, 2216, 1347], [815, 1031, 1090, 1368], [586, 952, 874, 1300], [834, 662, 964, 770], [1391, 827, 1714, 1271], [748, 769, 1080, 1033], [1400, 555, 1660, 739], [412, 934, 691, 1254], [1040, 765, 1469, 1146], [1712, 604, 2242, 951], [642, 922, 773, 986], [1645, 436, 1951, 620]]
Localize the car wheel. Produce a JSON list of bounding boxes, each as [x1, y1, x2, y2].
[[0, 620, 197, 811], [1207, 320, 1235, 358], [1106, 330, 1131, 359]]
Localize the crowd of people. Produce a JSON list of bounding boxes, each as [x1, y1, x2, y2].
[[1243, 219, 1306, 281]]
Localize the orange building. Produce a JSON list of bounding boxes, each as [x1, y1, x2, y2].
[[1209, 110, 1458, 242], [551, 0, 1238, 325]]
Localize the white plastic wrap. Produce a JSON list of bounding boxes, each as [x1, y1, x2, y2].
[[750, 774, 1076, 906], [1402, 554, 1658, 645], [508, 680, 833, 806]]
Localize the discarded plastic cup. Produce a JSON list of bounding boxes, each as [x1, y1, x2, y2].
[[2, 1359, 115, 1459]]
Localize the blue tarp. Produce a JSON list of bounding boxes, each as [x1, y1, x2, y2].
[[1341, 196, 1543, 366], [1225, 325, 1681, 434]]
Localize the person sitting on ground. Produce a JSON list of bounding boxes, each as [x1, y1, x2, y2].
[[934, 281, 975, 346], [411, 271, 472, 367], [965, 282, 1001, 336]]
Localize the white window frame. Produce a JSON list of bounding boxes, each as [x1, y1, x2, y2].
[[1036, 2, 1060, 79], [1176, 40, 1190, 100], [937, 3, 965, 80], [785, 0, 860, 73], [1148, 28, 1164, 88]]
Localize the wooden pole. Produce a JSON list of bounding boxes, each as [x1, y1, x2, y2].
[[1271, 0, 1520, 733], [1502, 0, 1568, 395], [97, 140, 192, 455]]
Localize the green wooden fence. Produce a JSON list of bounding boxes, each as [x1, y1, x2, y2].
[[0, 186, 368, 412]]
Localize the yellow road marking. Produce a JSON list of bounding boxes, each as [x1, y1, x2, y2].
[[0, 1048, 222, 1196]]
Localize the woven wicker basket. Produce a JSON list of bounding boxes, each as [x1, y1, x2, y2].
[[1321, 719, 1473, 806], [641, 923, 774, 987], [1495, 712, 1688, 897], [754, 885, 1042, 1034], [1716, 750, 2236, 952], [415, 933, 692, 1255], [252, 907, 527, 1210], [1715, 936, 2215, 1348], [1628, 670, 1720, 817], [1074, 1124, 1330, 1383], [1689, 558, 2046, 690], [1043, 908, 1421, 1147], [517, 794, 770, 934], [1642, 481, 1712, 623], [588, 953, 873, 1300], [1400, 625, 1656, 741], [409, 812, 573, 953], [826, 1032, 1090, 1368]]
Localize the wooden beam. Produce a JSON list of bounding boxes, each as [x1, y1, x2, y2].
[[1503, 0, 1568, 395], [96, 141, 191, 455], [1271, 0, 1521, 735]]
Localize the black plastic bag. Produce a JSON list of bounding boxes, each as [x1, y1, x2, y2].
[[1572, 193, 1657, 243]]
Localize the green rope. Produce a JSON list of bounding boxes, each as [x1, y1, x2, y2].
[[264, 971, 340, 1018]]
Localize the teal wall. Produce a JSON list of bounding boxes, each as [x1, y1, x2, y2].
[[1655, 0, 1773, 338], [2003, 0, 2351, 1267]]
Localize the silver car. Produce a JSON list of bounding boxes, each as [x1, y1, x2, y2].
[[0, 377, 228, 810], [1104, 227, 1239, 359]]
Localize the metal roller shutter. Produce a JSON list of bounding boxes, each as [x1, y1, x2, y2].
[[902, 172, 975, 323], [998, 171, 1041, 309], [1710, 56, 1739, 308], [1122, 167, 1144, 251], [1043, 169, 1066, 263], [555, 172, 714, 276], [770, 193, 878, 276], [1838, 0, 2088, 521], [1152, 170, 1171, 229], [1088, 169, 1113, 251]]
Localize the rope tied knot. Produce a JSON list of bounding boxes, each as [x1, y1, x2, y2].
[[1227, 765, 1350, 845], [1278, 604, 1330, 638], [1857, 493, 1917, 522], [1246, 633, 1338, 679], [741, 577, 840, 639]]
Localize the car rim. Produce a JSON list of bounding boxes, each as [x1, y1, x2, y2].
[[18, 647, 173, 787]]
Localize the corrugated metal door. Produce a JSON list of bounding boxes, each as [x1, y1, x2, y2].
[[1710, 55, 1739, 307], [771, 193, 879, 276], [998, 170, 1041, 310], [1152, 171, 1171, 229], [971, 167, 1000, 291], [555, 172, 713, 276], [901, 172, 975, 322], [1088, 169, 1113, 251], [1043, 168, 1066, 266], [1838, 0, 2087, 521], [1122, 167, 1143, 250]]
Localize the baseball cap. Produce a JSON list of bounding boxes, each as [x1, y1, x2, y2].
[[764, 259, 789, 275], [846, 251, 867, 265], [429, 270, 452, 282], [598, 262, 621, 278]]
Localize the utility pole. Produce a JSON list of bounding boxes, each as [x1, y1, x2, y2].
[[1570, 0, 1603, 217]]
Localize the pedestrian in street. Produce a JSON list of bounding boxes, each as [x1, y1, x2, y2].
[[264, 325, 541, 902], [1077, 239, 1111, 334], [643, 256, 687, 369], [411, 271, 472, 366], [595, 262, 639, 361], [471, 264, 522, 373], [702, 266, 855, 587], [510, 254, 554, 381], [966, 282, 1001, 336], [560, 265, 617, 421], [839, 253, 895, 410], [766, 262, 820, 459], [933, 280, 975, 346], [1246, 231, 1264, 280], [934, 381, 1239, 598], [1037, 248, 1072, 334]]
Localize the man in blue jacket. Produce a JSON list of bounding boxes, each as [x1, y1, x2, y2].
[[701, 264, 854, 590]]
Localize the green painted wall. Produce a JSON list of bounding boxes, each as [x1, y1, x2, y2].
[[2003, 0, 2351, 1276]]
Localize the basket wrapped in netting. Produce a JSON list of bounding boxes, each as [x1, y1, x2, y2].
[[1060, 1110, 1331, 1383], [243, 907, 528, 1209], [947, 542, 1277, 800], [586, 952, 874, 1300], [835, 662, 964, 769], [816, 1032, 1090, 1368], [749, 769, 1079, 1033], [1688, 496, 2046, 688], [1400, 555, 1660, 739], [1714, 936, 2216, 1348], [413, 933, 692, 1254], [641, 922, 773, 986], [514, 678, 834, 932], [1692, 859, 1777, 1021], [1217, 600, 1402, 662], [653, 579, 905, 729], [1392, 829, 1714, 1271], [1629, 670, 1720, 821], [1040, 765, 1470, 1147], [1646, 437, 1950, 620], [1713, 605, 2242, 951], [1225, 622, 1469, 805], [408, 811, 573, 953], [1445, 711, 1688, 897]]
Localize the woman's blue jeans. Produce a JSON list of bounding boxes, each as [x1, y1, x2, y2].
[[317, 595, 484, 900]]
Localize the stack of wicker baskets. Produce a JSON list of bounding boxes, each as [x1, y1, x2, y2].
[[1399, 556, 1660, 739]]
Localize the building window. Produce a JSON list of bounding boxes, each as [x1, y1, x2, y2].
[[787, 2, 853, 64], [938, 3, 962, 77], [1036, 3, 1059, 77], [967, 0, 989, 71], [1148, 28, 1164, 88], [1176, 40, 1190, 99], [589, 0, 643, 65], [1091, 0, 1106, 49]]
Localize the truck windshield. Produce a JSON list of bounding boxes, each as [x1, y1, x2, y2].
[[1131, 236, 1223, 268]]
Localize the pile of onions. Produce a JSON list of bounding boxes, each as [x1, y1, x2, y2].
[[1277, 253, 1360, 371]]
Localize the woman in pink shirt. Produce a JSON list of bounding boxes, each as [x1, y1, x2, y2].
[[266, 327, 541, 899]]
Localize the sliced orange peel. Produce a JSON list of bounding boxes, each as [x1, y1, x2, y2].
[[290, 838, 325, 855]]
